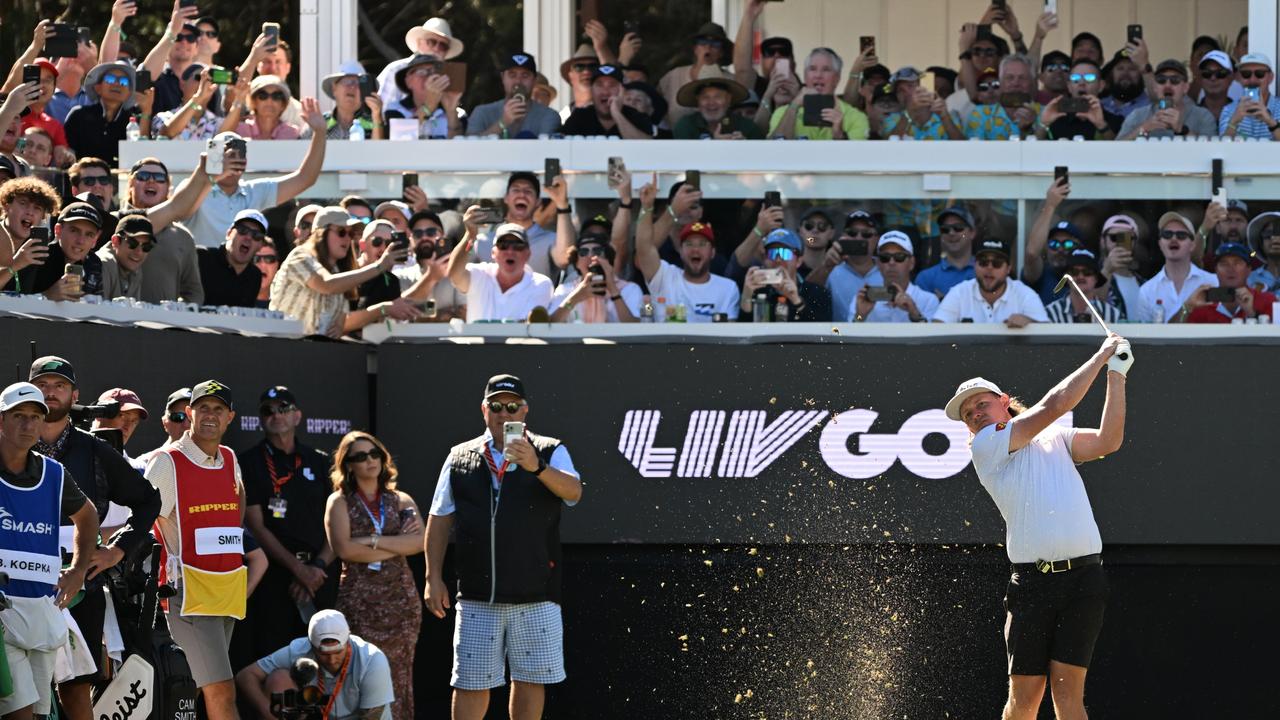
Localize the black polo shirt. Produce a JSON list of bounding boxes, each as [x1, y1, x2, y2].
[[152, 67, 184, 115], [197, 245, 262, 307], [238, 439, 332, 555], [15, 243, 104, 297], [1047, 109, 1124, 140], [355, 270, 401, 310], [561, 106, 654, 137], [63, 103, 132, 167]]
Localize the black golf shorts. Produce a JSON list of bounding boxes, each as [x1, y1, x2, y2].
[[1003, 564, 1108, 676]]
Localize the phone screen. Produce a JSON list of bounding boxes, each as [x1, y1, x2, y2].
[[1055, 166, 1069, 185], [860, 36, 875, 53], [22, 65, 41, 85], [545, 158, 562, 187]]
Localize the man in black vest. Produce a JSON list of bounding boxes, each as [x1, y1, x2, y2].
[[28, 355, 161, 720], [425, 374, 583, 720]]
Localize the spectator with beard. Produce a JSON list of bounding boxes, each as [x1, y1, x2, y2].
[[733, 1, 794, 100], [562, 64, 653, 139], [1196, 50, 1236, 124], [1100, 44, 1152, 119], [883, 66, 964, 139], [934, 238, 1047, 326], [549, 233, 641, 322], [739, 228, 832, 322], [965, 56, 1041, 139], [916, 206, 978, 299], [1118, 59, 1217, 139], [1036, 50, 1072, 105], [635, 182, 739, 322], [853, 231, 937, 323], [121, 157, 210, 304], [1138, 212, 1218, 322], [1023, 178, 1082, 303], [377, 18, 464, 108], [198, 210, 269, 307], [825, 211, 884, 322], [658, 23, 735, 128], [1037, 58, 1121, 139], [467, 52, 561, 138], [470, 172, 566, 279], [1181, 242, 1274, 322], [1044, 249, 1124, 323], [12, 202, 104, 300], [447, 215, 553, 322], [771, 48, 869, 140], [1201, 199, 1250, 261], [0, 175, 60, 289], [397, 210, 462, 319], [1220, 52, 1280, 139], [1097, 215, 1146, 320], [674, 67, 762, 139]]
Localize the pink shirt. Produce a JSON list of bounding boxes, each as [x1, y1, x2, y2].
[[234, 120, 301, 140]]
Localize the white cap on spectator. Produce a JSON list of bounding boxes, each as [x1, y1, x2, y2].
[[945, 377, 1004, 422], [297, 204, 323, 225], [0, 382, 49, 414], [307, 610, 350, 648], [1157, 211, 1196, 235], [877, 230, 914, 255], [361, 219, 395, 242], [1199, 50, 1233, 72], [374, 200, 412, 223], [322, 60, 368, 99], [232, 209, 268, 233], [1239, 52, 1273, 70]]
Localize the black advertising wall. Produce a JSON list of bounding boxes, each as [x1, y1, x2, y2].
[[377, 340, 1280, 547], [0, 318, 369, 453]]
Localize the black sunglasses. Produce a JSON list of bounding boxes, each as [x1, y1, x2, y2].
[[1153, 75, 1184, 85], [487, 400, 525, 413], [200, 29, 219, 39], [578, 245, 607, 257], [167, 411, 188, 423], [176, 33, 199, 43], [253, 90, 288, 102], [345, 448, 386, 464], [254, 253, 278, 264], [124, 236, 155, 252], [234, 224, 266, 241], [78, 175, 112, 186], [496, 240, 529, 251], [977, 256, 1008, 268], [368, 236, 387, 247], [762, 48, 790, 58], [1239, 70, 1269, 80], [572, 63, 598, 73], [802, 221, 830, 233], [877, 252, 911, 263], [132, 170, 168, 183], [845, 229, 877, 239], [1200, 69, 1231, 80], [411, 227, 440, 239], [259, 403, 296, 416], [1160, 229, 1192, 240], [939, 224, 968, 235]]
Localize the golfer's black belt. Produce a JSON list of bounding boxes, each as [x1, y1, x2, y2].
[[1013, 553, 1103, 574]]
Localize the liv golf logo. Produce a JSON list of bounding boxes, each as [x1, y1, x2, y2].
[[618, 408, 1073, 480]]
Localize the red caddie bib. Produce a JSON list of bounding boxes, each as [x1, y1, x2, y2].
[[162, 445, 246, 618]]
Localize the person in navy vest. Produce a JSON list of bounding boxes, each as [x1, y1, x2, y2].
[[0, 381, 99, 720], [425, 374, 583, 720]]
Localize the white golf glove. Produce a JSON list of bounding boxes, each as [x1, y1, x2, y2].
[[1107, 340, 1133, 376]]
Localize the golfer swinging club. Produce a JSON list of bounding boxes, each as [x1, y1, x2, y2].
[[944, 333, 1132, 720]]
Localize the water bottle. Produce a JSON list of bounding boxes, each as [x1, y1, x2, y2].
[[752, 293, 769, 322], [775, 298, 790, 322], [125, 116, 141, 142], [349, 120, 365, 141], [1154, 299, 1164, 324], [640, 295, 655, 323]]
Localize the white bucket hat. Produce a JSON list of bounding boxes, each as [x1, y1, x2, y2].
[[405, 17, 464, 59]]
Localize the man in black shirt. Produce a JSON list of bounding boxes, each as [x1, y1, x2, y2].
[[562, 64, 653, 138], [355, 219, 403, 310], [235, 386, 335, 670], [1038, 59, 1122, 140], [17, 202, 104, 299], [198, 209, 267, 307], [737, 228, 832, 321], [64, 62, 146, 167]]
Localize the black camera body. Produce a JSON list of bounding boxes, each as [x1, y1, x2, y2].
[[270, 688, 329, 720]]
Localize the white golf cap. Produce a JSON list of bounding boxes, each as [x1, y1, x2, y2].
[[307, 609, 350, 647], [944, 377, 1003, 422], [0, 382, 50, 415], [1239, 52, 1273, 70], [1199, 50, 1233, 72], [877, 230, 914, 255], [232, 209, 269, 233]]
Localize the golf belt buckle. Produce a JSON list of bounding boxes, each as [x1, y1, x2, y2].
[[1036, 558, 1071, 574]]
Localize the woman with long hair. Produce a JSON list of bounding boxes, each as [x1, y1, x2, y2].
[[324, 431, 423, 720]]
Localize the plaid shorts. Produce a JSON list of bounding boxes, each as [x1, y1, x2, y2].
[[451, 600, 565, 690]]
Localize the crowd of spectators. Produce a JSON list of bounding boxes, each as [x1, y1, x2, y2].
[[1, 1, 1276, 331]]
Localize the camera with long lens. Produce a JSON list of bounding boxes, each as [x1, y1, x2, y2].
[[68, 399, 120, 427], [270, 659, 329, 720]]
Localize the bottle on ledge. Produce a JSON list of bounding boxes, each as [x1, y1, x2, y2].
[[349, 120, 365, 142], [125, 116, 141, 142]]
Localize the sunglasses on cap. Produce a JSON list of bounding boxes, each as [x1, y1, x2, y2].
[[977, 81, 1001, 91], [766, 247, 796, 262], [234, 224, 266, 241], [132, 170, 168, 183], [1154, 75, 1184, 85], [877, 251, 911, 263], [123, 236, 155, 252], [344, 447, 386, 464], [78, 175, 113, 187], [259, 403, 295, 416], [253, 90, 288, 102], [411, 227, 441, 239], [845, 229, 877, 239], [167, 411, 188, 423], [1047, 238, 1079, 251], [1200, 68, 1231, 80], [1160, 229, 1192, 240], [1069, 72, 1098, 83], [578, 245, 608, 257], [976, 256, 1008, 268], [487, 400, 525, 413], [802, 220, 830, 233], [496, 239, 529, 251], [254, 253, 278, 264], [1239, 69, 1270, 80], [939, 224, 968, 235]]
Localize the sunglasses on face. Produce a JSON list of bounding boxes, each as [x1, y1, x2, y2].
[[167, 411, 188, 423], [234, 224, 266, 241], [78, 175, 112, 186], [330, 227, 351, 238], [1069, 73, 1098, 83], [496, 240, 529, 251], [972, 47, 999, 57], [367, 235, 391, 248], [176, 33, 199, 43], [1239, 69, 1270, 80], [762, 48, 790, 58], [1067, 267, 1095, 278], [411, 227, 440, 239], [1044, 63, 1069, 72], [877, 252, 910, 263], [132, 170, 168, 183], [578, 245, 608, 257], [1160, 229, 1192, 240], [200, 29, 219, 38], [695, 39, 724, 49], [977, 256, 1008, 268], [802, 221, 830, 233], [1200, 69, 1231, 80], [254, 253, 278, 264], [939, 224, 968, 235], [845, 229, 877, 239], [102, 74, 131, 87], [124, 236, 155, 252], [297, 221, 313, 233], [487, 400, 525, 414], [260, 403, 295, 416], [766, 247, 796, 262], [977, 81, 1001, 91], [1047, 238, 1079, 251], [253, 90, 288, 103], [1153, 75, 1184, 85], [572, 63, 598, 73], [344, 448, 386, 464]]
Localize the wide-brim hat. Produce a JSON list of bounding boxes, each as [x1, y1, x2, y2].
[[560, 43, 600, 83], [1246, 211, 1280, 255], [692, 22, 734, 58], [405, 17, 464, 59], [83, 61, 136, 106], [623, 81, 667, 124], [247, 75, 292, 110], [676, 65, 748, 108], [395, 54, 444, 94], [322, 60, 368, 100]]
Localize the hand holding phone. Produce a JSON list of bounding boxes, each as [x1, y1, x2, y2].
[[263, 22, 281, 50]]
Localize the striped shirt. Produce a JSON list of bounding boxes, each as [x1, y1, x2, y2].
[[1044, 296, 1125, 324], [1218, 96, 1280, 138]]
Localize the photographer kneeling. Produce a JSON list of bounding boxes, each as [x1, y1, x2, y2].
[[235, 609, 394, 720]]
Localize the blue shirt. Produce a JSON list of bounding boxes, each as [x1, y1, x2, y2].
[[1026, 265, 1067, 304], [826, 262, 882, 322], [1218, 95, 1280, 138], [1248, 265, 1280, 293], [46, 89, 90, 124], [258, 636, 393, 720], [429, 432, 579, 516], [914, 258, 975, 299]]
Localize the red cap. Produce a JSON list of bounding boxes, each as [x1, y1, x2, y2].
[[33, 59, 58, 80], [96, 388, 148, 420], [678, 221, 715, 243]]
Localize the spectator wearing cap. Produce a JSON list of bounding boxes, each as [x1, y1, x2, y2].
[[928, 66, 959, 99], [1097, 214, 1146, 319], [935, 238, 1047, 325], [1201, 198, 1251, 266], [549, 230, 640, 322], [559, 43, 601, 119], [146, 5, 204, 114], [657, 22, 735, 128], [1246, 212, 1280, 292], [771, 48, 870, 140], [1118, 60, 1217, 139], [739, 228, 832, 322], [183, 104, 328, 248], [271, 206, 416, 336], [144, 379, 246, 720], [226, 75, 303, 140], [353, 219, 418, 317], [44, 35, 100, 124], [1138, 212, 1219, 322], [1023, 176, 1081, 303], [90, 387, 148, 451], [245, 37, 307, 130], [788, 208, 837, 286], [448, 211, 553, 322], [965, 55, 1041, 139], [0, 176, 60, 289], [620, 81, 670, 138], [1196, 50, 1236, 123], [916, 206, 977, 299], [137, 388, 193, 466], [198, 209, 269, 307], [1100, 40, 1153, 119], [1036, 50, 1072, 106], [16, 59, 74, 168], [732, 1, 794, 100], [377, 18, 465, 108], [674, 67, 763, 139], [341, 195, 374, 225], [121, 157, 210, 304], [1036, 58, 1121, 140], [562, 64, 653, 139], [425, 375, 582, 718], [236, 387, 339, 672], [373, 201, 412, 235], [950, 24, 1011, 121], [635, 183, 740, 321], [96, 213, 155, 300], [398, 209, 464, 320], [236, 609, 394, 720], [863, 79, 903, 138], [469, 171, 566, 279], [825, 210, 884, 323], [853, 231, 938, 323], [64, 61, 147, 165], [384, 54, 462, 139], [321, 61, 385, 140], [1221, 52, 1280, 139], [883, 66, 965, 139], [153, 64, 221, 140], [1071, 31, 1103, 64], [1182, 242, 1275, 323], [12, 201, 103, 300], [468, 52, 562, 138], [1044, 249, 1124, 323]]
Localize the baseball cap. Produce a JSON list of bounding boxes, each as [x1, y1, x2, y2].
[[937, 206, 974, 228], [259, 385, 297, 408], [308, 609, 350, 648], [1216, 242, 1253, 263], [890, 66, 921, 84], [1157, 211, 1196, 235], [484, 374, 526, 400], [591, 64, 624, 83], [845, 210, 877, 229], [975, 238, 1012, 259], [0, 382, 49, 415], [678, 221, 715, 243], [96, 388, 148, 419], [1041, 50, 1071, 71], [1199, 50, 1233, 72], [30, 356, 76, 385], [759, 37, 793, 57], [116, 213, 155, 239], [493, 223, 529, 244], [374, 200, 412, 223], [296, 204, 324, 226], [1227, 199, 1249, 216], [1239, 52, 1273, 70], [1051, 220, 1083, 240], [580, 213, 612, 235], [1154, 59, 1188, 78], [361, 219, 396, 242], [232, 209, 269, 233], [800, 207, 833, 225], [59, 202, 102, 228], [763, 228, 802, 252], [1102, 215, 1139, 237], [501, 52, 538, 75], [877, 230, 914, 255], [190, 379, 234, 410], [166, 387, 192, 410], [1066, 248, 1102, 276], [312, 206, 355, 231], [945, 377, 1004, 422]]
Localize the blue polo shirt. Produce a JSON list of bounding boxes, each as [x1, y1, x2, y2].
[[186, 178, 280, 248], [46, 89, 90, 124], [914, 258, 975, 299]]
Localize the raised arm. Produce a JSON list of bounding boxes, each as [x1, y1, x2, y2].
[[610, 170, 634, 275], [141, 2, 199, 79], [100, 1, 138, 65], [2, 22, 51, 93], [1024, 176, 1068, 285], [1070, 344, 1130, 461], [306, 246, 398, 296], [583, 20, 617, 65], [1009, 335, 1124, 452], [273, 99, 328, 204], [733, 0, 766, 89], [446, 207, 483, 293], [735, 204, 782, 267], [237, 33, 270, 84], [545, 177, 575, 269], [144, 153, 211, 230], [633, 183, 662, 282]]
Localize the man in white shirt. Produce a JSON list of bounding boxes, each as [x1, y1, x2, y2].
[[945, 333, 1132, 720], [470, 172, 566, 279], [934, 238, 1048, 325], [634, 187, 739, 322], [447, 218, 552, 322], [852, 230, 938, 322], [1138, 212, 1219, 322], [377, 18, 465, 109]]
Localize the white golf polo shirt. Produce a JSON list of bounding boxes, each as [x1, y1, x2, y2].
[[1136, 264, 1218, 322], [464, 263, 552, 322], [970, 421, 1103, 564], [933, 278, 1049, 323]]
